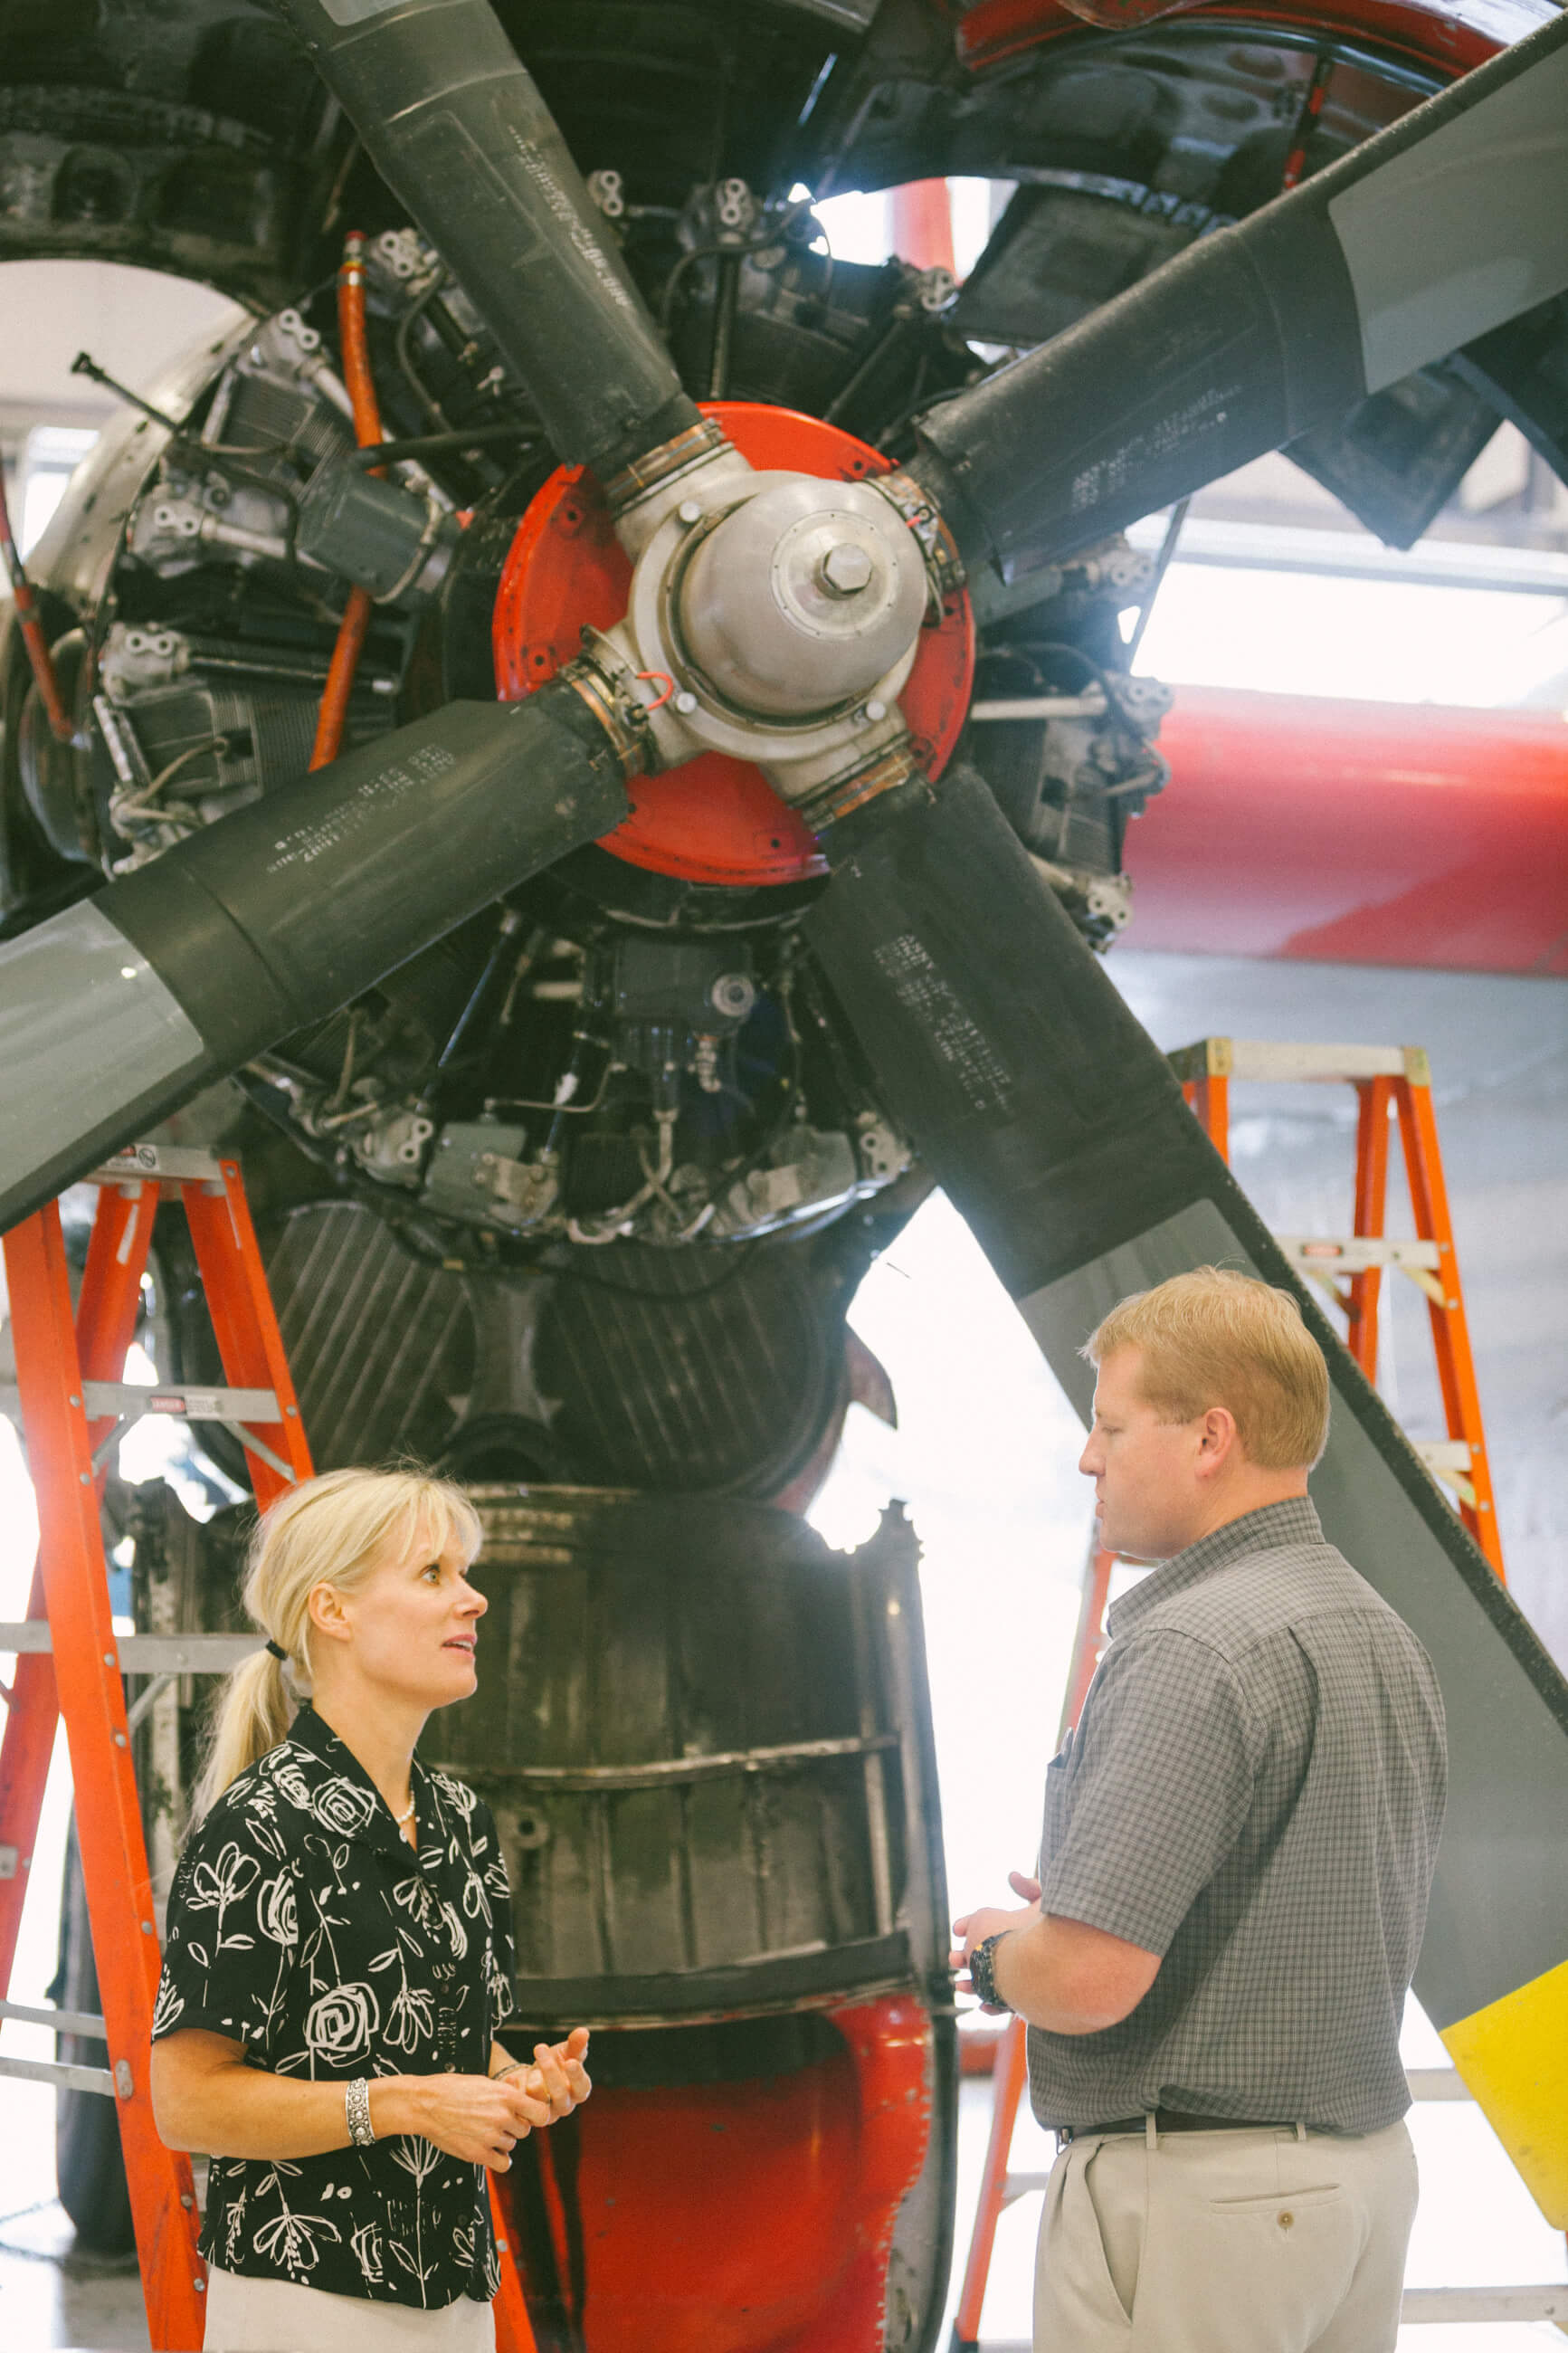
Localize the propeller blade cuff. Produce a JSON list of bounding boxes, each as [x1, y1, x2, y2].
[[0, 683, 627, 1229]]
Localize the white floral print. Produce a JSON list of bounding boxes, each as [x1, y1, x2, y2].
[[310, 1774, 379, 1837], [257, 1872, 299, 1948], [302, 1979, 380, 2065], [152, 1706, 517, 2310]]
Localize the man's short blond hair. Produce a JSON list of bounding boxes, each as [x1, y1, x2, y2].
[[1083, 1267, 1330, 1470]]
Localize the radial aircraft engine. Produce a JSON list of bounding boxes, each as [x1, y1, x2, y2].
[[1, 1, 1567, 2345]]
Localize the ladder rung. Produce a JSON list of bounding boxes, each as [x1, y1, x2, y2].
[[999, 2072, 1475, 2204], [1169, 1039, 1415, 1085], [81, 1380, 282, 1425], [967, 2286, 1568, 2346], [0, 1625, 262, 1674], [84, 1143, 226, 1186], [0, 1996, 107, 2036], [0, 2050, 116, 2097], [1411, 1442, 1474, 1477], [1401, 2287, 1568, 2323], [0, 1380, 283, 1428], [1273, 1235, 1440, 1275]]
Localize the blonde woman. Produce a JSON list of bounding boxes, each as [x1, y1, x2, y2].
[[150, 1466, 590, 2351]]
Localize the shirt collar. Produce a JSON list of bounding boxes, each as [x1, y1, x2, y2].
[[285, 1703, 448, 1868], [1106, 1496, 1324, 1639]]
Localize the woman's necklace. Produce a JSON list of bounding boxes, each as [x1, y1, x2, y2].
[[394, 1796, 416, 1826]]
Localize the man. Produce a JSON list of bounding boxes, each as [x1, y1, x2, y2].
[[954, 1267, 1447, 2352]]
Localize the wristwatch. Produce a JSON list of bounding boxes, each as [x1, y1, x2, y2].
[[969, 1931, 1012, 2013]]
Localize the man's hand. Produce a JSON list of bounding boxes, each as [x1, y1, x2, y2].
[[492, 2025, 592, 2125], [950, 1870, 1043, 2007]]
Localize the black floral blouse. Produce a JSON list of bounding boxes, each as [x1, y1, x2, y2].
[[152, 1703, 517, 2309]]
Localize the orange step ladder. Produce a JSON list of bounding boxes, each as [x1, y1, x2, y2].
[[948, 1039, 1507, 2348], [0, 1144, 537, 2349], [1172, 1038, 1504, 1580], [948, 1527, 1114, 2350]]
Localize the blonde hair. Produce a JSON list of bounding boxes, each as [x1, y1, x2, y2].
[[194, 1466, 481, 1821], [1082, 1267, 1330, 1472]]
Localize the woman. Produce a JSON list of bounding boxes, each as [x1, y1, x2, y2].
[[150, 1465, 590, 2351]]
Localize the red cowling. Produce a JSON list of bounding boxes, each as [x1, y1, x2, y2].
[[1123, 685, 1568, 975], [501, 1994, 933, 2352], [955, 0, 1535, 77]]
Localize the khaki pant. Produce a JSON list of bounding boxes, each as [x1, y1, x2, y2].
[[204, 2263, 496, 2351], [1034, 2119, 1418, 2352]]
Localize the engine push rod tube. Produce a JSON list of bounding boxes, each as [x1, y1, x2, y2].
[[0, 681, 632, 1233], [271, 0, 700, 481], [908, 5, 1568, 584]]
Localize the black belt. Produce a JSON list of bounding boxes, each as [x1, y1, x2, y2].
[[1057, 2108, 1304, 2148]]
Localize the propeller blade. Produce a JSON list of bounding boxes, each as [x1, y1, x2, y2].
[[273, 0, 699, 476], [0, 682, 630, 1232], [909, 8, 1568, 582], [806, 767, 1568, 2225]]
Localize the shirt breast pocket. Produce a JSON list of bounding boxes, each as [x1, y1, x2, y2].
[[1041, 1732, 1075, 1869]]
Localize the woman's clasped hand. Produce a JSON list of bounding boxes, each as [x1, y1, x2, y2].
[[492, 2026, 594, 2131], [389, 2069, 549, 2172]]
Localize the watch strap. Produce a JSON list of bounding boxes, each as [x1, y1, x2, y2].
[[970, 1930, 1013, 2012]]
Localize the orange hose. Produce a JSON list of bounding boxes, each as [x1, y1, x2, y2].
[[308, 585, 373, 771], [0, 461, 74, 745], [337, 230, 385, 454], [310, 232, 385, 770]]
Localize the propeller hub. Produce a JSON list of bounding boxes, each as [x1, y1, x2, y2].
[[820, 542, 874, 596], [676, 476, 927, 719]]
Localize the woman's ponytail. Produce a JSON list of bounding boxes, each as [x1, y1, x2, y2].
[[192, 1643, 295, 1823], [189, 1464, 480, 1823]]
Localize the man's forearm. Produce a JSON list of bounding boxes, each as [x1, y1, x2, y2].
[[990, 1915, 1154, 2034]]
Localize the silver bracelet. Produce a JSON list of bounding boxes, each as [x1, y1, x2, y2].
[[345, 2076, 375, 2148]]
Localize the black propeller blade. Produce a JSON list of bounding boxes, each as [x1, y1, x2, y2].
[[804, 770, 1568, 2224], [272, 0, 700, 479], [908, 5, 1568, 584], [0, 684, 630, 1231]]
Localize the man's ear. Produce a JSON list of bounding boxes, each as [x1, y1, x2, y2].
[[1194, 1405, 1240, 1478], [308, 1580, 352, 1646]]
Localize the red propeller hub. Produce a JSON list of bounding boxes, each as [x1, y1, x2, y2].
[[492, 401, 974, 888]]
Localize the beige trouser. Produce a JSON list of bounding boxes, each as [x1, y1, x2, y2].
[[204, 2263, 496, 2351], [1034, 2118, 1419, 2352]]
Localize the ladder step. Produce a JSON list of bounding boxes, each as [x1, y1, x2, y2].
[[1411, 1441, 1474, 1477], [968, 2297, 1568, 2348], [1168, 1040, 1419, 1086], [1274, 1234, 1450, 1310], [0, 1996, 108, 2036], [0, 2050, 116, 2097], [1273, 1234, 1440, 1275], [81, 1379, 282, 1425], [0, 1380, 282, 1427], [85, 1142, 226, 1186], [1401, 2287, 1568, 2324], [998, 2072, 1475, 2205], [0, 1624, 262, 1674]]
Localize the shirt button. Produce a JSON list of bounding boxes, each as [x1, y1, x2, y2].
[[1278, 2212, 1295, 2230]]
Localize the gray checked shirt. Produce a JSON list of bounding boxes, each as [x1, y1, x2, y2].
[[1028, 1497, 1447, 2134]]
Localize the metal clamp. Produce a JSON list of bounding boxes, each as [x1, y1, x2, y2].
[[870, 468, 967, 607]]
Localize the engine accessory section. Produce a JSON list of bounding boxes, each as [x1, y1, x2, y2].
[[294, 463, 460, 605]]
